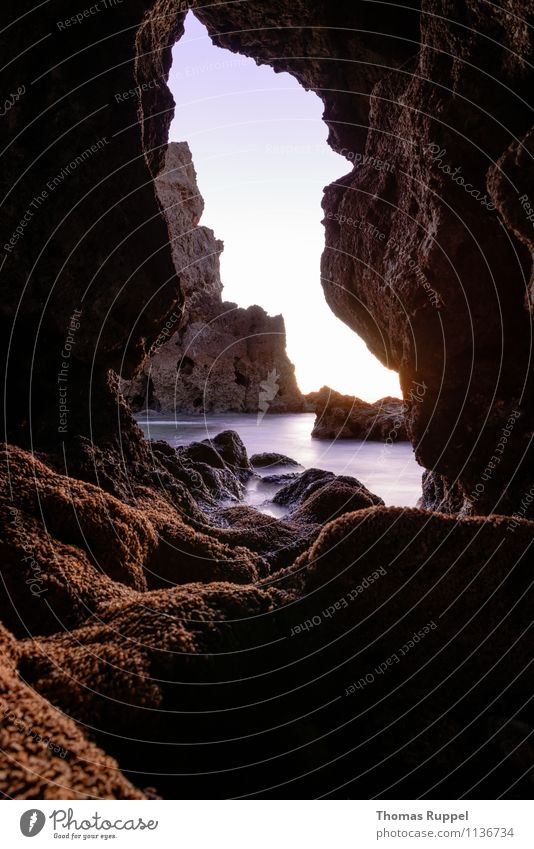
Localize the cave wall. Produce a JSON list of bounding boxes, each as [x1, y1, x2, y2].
[[2, 0, 534, 513], [1, 0, 187, 449], [318, 2, 534, 514]]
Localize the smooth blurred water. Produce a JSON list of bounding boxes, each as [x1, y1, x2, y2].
[[136, 412, 423, 507]]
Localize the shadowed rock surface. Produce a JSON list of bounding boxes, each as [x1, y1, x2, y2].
[[250, 452, 302, 468], [0, 623, 148, 800]]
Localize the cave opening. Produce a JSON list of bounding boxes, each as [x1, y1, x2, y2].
[[165, 11, 401, 402]]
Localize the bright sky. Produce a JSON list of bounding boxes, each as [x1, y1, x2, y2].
[[168, 12, 401, 399]]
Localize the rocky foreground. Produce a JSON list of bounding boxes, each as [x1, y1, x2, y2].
[[2, 427, 534, 799]]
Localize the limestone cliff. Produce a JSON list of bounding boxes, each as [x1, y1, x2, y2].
[[125, 142, 305, 414]]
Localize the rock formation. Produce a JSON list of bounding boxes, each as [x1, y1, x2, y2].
[[3, 0, 534, 802], [309, 386, 409, 441], [188, 0, 534, 515], [125, 142, 305, 415], [3, 436, 534, 798]]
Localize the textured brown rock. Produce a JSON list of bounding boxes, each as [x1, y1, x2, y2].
[[1, 1, 184, 450], [3, 0, 534, 802], [154, 142, 217, 325], [1, 444, 153, 590], [12, 505, 534, 799], [272, 467, 384, 518], [250, 452, 301, 468], [0, 623, 146, 800], [310, 387, 409, 441], [290, 478, 383, 524], [0, 442, 267, 638]]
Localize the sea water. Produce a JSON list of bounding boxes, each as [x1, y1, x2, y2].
[[136, 412, 423, 510]]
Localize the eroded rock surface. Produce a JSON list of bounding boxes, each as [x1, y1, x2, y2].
[[3, 0, 534, 803]]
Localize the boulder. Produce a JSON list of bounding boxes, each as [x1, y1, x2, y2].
[[309, 387, 408, 441], [273, 468, 336, 508], [291, 478, 384, 525], [271, 467, 384, 523]]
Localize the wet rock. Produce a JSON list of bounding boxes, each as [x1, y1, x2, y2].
[[291, 478, 384, 525], [178, 442, 227, 470], [273, 468, 336, 508], [419, 468, 467, 514], [260, 472, 301, 485], [207, 430, 252, 481], [271, 467, 384, 524], [164, 430, 253, 500], [216, 505, 314, 571]]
